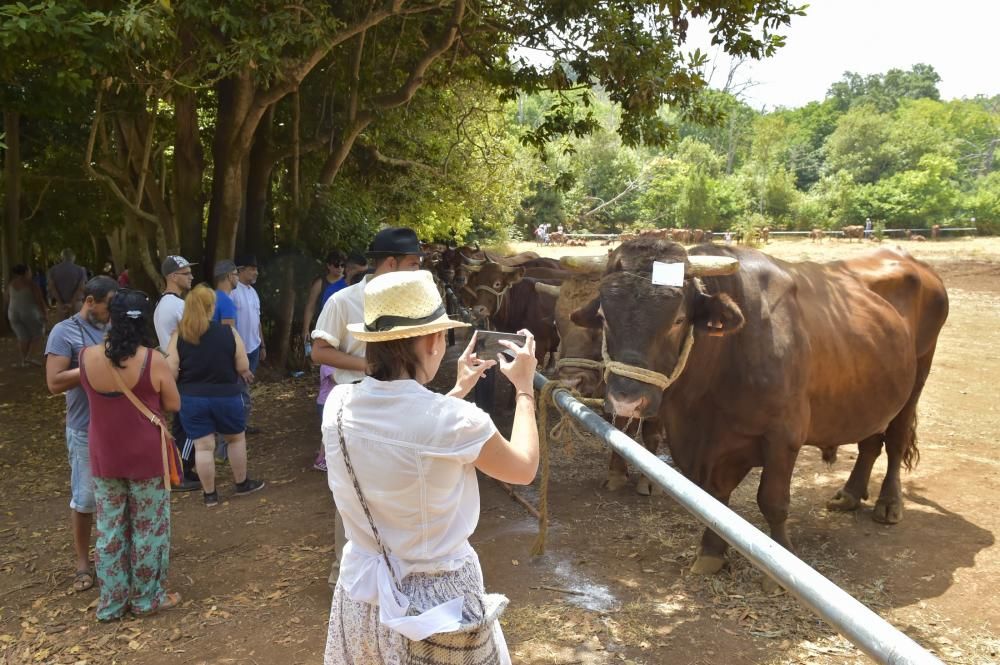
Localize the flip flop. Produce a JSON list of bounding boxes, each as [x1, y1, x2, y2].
[[73, 569, 94, 592], [133, 591, 181, 618]]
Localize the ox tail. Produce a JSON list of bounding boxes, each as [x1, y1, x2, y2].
[[902, 412, 920, 471]]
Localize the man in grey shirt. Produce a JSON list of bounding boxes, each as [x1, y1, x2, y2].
[[44, 276, 117, 593], [47, 249, 88, 321]]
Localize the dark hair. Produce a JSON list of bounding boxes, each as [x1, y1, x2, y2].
[[105, 289, 155, 368], [373, 254, 414, 270], [349, 267, 370, 285], [12, 264, 28, 276], [325, 250, 346, 266], [84, 275, 118, 302], [346, 253, 367, 267], [365, 337, 423, 381]]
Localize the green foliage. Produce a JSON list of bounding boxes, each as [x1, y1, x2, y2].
[[965, 172, 1000, 234], [827, 64, 941, 113]]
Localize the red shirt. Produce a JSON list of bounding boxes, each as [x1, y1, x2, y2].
[[80, 349, 166, 481]]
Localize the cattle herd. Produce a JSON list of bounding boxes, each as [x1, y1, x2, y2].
[[422, 234, 950, 588]]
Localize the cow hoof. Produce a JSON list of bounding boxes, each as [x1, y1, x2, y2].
[[872, 498, 902, 524], [760, 575, 784, 595], [636, 477, 661, 496], [690, 554, 726, 576], [603, 473, 628, 492], [826, 489, 862, 512]]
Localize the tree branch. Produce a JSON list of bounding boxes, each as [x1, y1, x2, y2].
[[21, 179, 51, 224], [84, 90, 161, 226]]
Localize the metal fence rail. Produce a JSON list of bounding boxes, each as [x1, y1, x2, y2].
[[534, 372, 942, 665]]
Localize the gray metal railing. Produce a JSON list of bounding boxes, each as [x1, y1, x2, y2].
[[534, 373, 942, 665]]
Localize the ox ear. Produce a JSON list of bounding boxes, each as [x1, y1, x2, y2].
[[692, 291, 745, 337], [570, 297, 602, 329]]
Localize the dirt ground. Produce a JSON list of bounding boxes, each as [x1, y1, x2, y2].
[[2, 236, 999, 665]]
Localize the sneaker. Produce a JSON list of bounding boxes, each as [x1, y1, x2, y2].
[[171, 478, 201, 493], [312, 453, 327, 472], [234, 478, 265, 496], [203, 491, 219, 508]]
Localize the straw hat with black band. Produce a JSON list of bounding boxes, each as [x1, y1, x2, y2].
[[348, 270, 469, 342]]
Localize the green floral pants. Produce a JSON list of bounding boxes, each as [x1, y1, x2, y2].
[[93, 477, 171, 621]]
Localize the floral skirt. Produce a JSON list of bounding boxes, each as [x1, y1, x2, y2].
[[324, 557, 511, 665], [93, 477, 171, 621]]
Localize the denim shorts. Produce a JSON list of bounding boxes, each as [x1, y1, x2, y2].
[[179, 394, 246, 439], [66, 426, 96, 513]]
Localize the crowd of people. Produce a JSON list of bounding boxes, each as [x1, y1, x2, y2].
[[32, 226, 539, 662]]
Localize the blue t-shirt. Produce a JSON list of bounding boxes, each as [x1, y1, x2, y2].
[[213, 289, 238, 324], [319, 277, 348, 311], [44, 314, 108, 431]]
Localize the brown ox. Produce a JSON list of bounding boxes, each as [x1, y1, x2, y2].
[[538, 264, 666, 494], [842, 225, 865, 242], [571, 238, 948, 583], [457, 260, 558, 367], [810, 228, 825, 243]]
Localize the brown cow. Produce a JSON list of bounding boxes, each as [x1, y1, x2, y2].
[[810, 228, 825, 243], [931, 224, 941, 241], [905, 230, 927, 242], [842, 225, 865, 242], [536, 267, 665, 495], [571, 238, 948, 584], [457, 260, 558, 368]]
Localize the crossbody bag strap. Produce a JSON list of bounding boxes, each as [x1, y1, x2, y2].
[[105, 350, 172, 490], [335, 401, 404, 593]]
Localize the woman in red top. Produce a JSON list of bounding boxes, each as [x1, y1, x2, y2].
[[79, 289, 182, 621]]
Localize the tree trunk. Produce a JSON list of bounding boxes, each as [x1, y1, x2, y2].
[[173, 89, 205, 261], [2, 110, 21, 335], [245, 105, 275, 260]]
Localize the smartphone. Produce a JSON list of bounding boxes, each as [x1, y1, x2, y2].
[[475, 330, 526, 360]]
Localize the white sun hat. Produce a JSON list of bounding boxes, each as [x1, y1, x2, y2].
[[348, 270, 470, 342]]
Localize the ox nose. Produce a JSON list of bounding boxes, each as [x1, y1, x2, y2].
[[607, 393, 647, 419], [472, 305, 490, 322], [559, 373, 582, 390]]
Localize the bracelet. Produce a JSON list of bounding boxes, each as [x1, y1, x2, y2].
[[515, 391, 535, 402]]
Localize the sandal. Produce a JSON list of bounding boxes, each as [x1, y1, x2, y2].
[[73, 569, 95, 592], [133, 591, 181, 618]]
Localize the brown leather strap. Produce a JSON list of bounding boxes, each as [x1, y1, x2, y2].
[[105, 350, 171, 489]]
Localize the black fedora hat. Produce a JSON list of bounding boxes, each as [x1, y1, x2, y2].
[[366, 227, 425, 258]]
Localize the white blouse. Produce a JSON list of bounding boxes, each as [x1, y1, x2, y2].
[[322, 377, 497, 639]]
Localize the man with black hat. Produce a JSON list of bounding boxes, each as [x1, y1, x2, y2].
[[310, 228, 423, 380], [310, 227, 423, 581], [153, 255, 201, 491], [234, 255, 264, 434]]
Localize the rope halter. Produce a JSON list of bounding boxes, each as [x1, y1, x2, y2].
[[554, 357, 604, 373], [463, 283, 510, 317], [601, 324, 695, 392]]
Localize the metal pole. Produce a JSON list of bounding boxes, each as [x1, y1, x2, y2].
[[534, 374, 942, 665]]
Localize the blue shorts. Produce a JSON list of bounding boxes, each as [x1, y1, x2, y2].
[[179, 394, 246, 439], [66, 427, 95, 513]]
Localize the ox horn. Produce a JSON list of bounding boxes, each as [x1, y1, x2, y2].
[[499, 263, 522, 273], [460, 253, 486, 266], [559, 255, 606, 274], [686, 255, 739, 277], [534, 282, 561, 297]]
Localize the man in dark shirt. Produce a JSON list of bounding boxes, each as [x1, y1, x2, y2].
[[47, 249, 87, 321]]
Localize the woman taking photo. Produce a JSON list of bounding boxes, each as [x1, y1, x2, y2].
[[78, 289, 181, 620], [322, 270, 538, 664], [166, 285, 264, 507]]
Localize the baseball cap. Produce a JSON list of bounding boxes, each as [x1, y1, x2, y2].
[[161, 255, 196, 277], [213, 259, 238, 280]]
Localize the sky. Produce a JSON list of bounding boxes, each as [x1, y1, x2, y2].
[[687, 0, 999, 110]]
